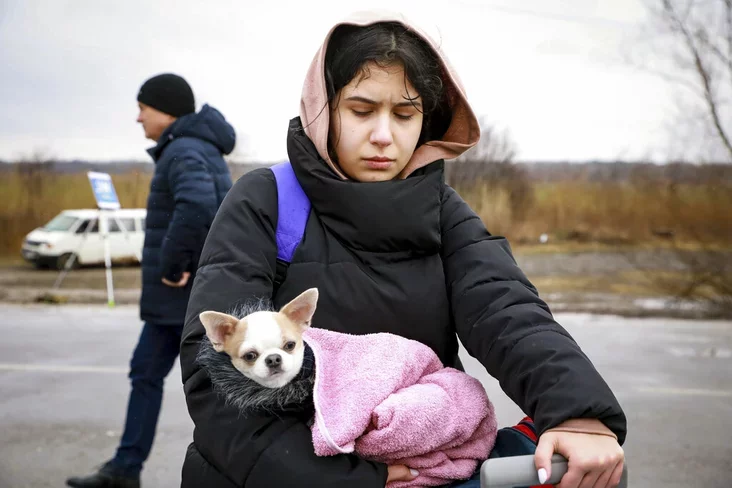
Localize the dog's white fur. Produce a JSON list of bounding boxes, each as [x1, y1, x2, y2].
[[199, 288, 318, 389]]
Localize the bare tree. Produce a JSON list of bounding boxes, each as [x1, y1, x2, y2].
[[453, 117, 517, 164], [446, 119, 534, 227], [643, 0, 732, 162], [624, 3, 732, 317]]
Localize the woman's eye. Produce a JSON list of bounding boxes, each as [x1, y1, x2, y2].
[[352, 110, 371, 117], [395, 113, 414, 121], [242, 352, 258, 362], [284, 341, 297, 352]]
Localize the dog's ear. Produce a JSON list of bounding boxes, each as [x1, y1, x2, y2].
[[280, 288, 319, 329], [199, 311, 240, 352]]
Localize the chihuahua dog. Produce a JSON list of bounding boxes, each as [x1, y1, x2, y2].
[[199, 288, 318, 389]]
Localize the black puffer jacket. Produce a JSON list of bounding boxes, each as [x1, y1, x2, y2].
[[141, 104, 234, 326], [179, 118, 626, 487]]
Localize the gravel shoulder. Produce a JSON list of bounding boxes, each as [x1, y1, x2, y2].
[[1, 248, 729, 319]]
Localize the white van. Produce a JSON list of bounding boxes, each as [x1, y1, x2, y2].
[[21, 209, 146, 269]]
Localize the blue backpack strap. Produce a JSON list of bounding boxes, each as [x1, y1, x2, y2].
[[271, 161, 310, 264]]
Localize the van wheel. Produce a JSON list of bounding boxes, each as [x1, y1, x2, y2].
[[56, 253, 80, 270]]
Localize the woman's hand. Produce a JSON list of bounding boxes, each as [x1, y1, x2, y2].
[[386, 465, 418, 485], [535, 419, 624, 488]]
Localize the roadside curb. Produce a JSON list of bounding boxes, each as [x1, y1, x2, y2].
[[1, 287, 728, 320]]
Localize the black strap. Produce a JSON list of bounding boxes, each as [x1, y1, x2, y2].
[[273, 258, 289, 295]]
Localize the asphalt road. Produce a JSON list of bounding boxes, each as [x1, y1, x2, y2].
[[0, 304, 730, 487]]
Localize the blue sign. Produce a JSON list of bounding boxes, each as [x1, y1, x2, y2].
[[87, 171, 121, 210]]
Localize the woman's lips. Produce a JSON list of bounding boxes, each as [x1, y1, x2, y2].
[[364, 157, 394, 170]]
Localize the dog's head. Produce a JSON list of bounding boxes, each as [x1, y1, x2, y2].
[[199, 288, 318, 388]]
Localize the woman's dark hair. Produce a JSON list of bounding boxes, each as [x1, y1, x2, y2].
[[324, 22, 452, 146]]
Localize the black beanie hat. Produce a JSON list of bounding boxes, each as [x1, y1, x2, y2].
[[137, 73, 195, 117]]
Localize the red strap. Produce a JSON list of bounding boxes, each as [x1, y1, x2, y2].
[[516, 417, 549, 485], [512, 423, 538, 443]]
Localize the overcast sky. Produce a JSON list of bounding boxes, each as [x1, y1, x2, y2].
[[1, 0, 687, 163]]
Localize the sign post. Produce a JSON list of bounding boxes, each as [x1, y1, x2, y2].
[[87, 172, 120, 307]]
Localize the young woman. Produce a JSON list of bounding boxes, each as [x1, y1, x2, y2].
[[179, 11, 626, 488]]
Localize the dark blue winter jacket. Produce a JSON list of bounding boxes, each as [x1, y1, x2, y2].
[[141, 104, 234, 326]]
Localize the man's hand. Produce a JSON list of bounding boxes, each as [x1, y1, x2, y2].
[[162, 271, 190, 288], [386, 465, 418, 486]]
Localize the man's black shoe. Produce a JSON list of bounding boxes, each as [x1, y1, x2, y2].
[[66, 462, 140, 488]]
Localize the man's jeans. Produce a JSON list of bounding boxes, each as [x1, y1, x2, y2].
[[110, 322, 182, 476]]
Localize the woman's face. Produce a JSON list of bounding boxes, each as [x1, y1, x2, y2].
[[329, 62, 424, 182]]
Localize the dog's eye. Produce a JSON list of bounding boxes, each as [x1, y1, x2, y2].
[[284, 341, 296, 352], [242, 352, 258, 362]]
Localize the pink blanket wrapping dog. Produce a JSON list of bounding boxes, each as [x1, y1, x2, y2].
[[304, 328, 498, 487]]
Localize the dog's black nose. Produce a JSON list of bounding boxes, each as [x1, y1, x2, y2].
[[265, 354, 282, 368]]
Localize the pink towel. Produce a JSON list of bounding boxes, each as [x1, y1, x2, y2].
[[304, 328, 497, 487]]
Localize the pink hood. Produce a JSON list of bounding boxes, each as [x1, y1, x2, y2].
[[300, 10, 481, 179]]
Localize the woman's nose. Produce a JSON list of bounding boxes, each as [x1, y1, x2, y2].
[[369, 115, 393, 147]]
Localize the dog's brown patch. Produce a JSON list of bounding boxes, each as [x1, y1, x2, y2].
[[221, 317, 249, 358], [274, 313, 305, 347]]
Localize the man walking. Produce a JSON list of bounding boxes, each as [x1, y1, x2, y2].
[[67, 73, 235, 488]]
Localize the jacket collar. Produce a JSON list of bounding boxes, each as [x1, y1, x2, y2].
[[287, 117, 443, 255], [147, 118, 182, 162], [145, 104, 236, 162]]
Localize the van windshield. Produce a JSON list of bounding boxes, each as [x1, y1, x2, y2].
[[43, 214, 79, 231]]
